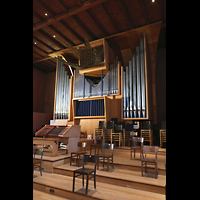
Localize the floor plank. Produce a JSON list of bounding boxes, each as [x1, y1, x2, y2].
[[33, 171, 165, 200]]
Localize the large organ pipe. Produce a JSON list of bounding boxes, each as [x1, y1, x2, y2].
[[140, 38, 146, 118], [126, 66, 129, 118], [123, 71, 126, 118], [136, 46, 141, 118], [129, 60, 133, 118], [132, 54, 137, 118], [122, 35, 147, 119]]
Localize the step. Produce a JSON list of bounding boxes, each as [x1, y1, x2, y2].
[[33, 171, 165, 200], [53, 164, 165, 194]]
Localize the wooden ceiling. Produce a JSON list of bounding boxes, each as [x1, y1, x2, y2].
[[33, 0, 166, 73]]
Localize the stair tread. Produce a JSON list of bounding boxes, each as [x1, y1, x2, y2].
[[33, 171, 165, 200]]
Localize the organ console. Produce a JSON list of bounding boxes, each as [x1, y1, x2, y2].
[[35, 124, 81, 155]]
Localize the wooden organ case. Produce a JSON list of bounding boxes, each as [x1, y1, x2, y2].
[[47, 21, 162, 140]]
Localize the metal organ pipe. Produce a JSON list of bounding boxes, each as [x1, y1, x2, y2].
[[74, 57, 119, 98], [54, 59, 71, 119], [122, 35, 147, 119]]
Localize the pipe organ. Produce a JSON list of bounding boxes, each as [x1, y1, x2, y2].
[[54, 59, 71, 119], [74, 57, 119, 98], [122, 34, 148, 119]]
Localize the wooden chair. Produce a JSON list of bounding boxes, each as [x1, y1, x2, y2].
[[72, 155, 98, 195], [123, 129, 131, 146], [130, 137, 144, 159], [90, 136, 103, 155], [33, 148, 44, 176], [70, 142, 87, 167], [112, 124, 123, 147], [141, 129, 153, 145], [97, 143, 114, 172], [160, 129, 166, 147], [141, 146, 158, 179], [104, 129, 112, 143]]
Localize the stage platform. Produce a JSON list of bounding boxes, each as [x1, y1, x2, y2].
[[33, 147, 166, 199]]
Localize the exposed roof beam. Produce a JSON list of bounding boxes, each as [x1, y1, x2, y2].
[[48, 24, 75, 46], [59, 20, 84, 43], [36, 29, 66, 49], [86, 9, 109, 36], [33, 36, 56, 52], [101, 3, 120, 33], [140, 0, 150, 24], [33, 0, 109, 31], [119, 0, 135, 29], [35, 0, 54, 17], [72, 15, 96, 40]]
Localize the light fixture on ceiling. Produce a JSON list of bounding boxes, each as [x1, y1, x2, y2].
[[152, 0, 155, 2], [45, 13, 48, 16], [34, 42, 37, 44], [53, 35, 56, 38]]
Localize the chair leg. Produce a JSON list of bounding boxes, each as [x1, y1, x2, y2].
[[145, 162, 147, 173], [112, 156, 114, 169], [134, 149, 135, 158], [141, 161, 143, 177], [94, 173, 96, 188], [72, 172, 75, 192], [130, 149, 132, 160], [40, 165, 42, 176], [82, 174, 84, 186], [86, 174, 89, 195], [97, 157, 99, 170], [155, 162, 158, 179], [107, 157, 109, 172]]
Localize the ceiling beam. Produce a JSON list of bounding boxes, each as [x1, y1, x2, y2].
[[33, 36, 56, 52], [72, 15, 96, 40], [36, 29, 66, 49], [101, 3, 120, 33], [35, 0, 54, 17], [59, 20, 84, 43], [119, 0, 135, 29], [86, 9, 109, 37], [48, 24, 75, 46], [33, 0, 109, 31], [140, 0, 150, 24]]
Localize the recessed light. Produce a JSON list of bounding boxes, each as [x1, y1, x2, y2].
[[34, 42, 37, 44], [45, 13, 48, 16], [53, 35, 56, 38], [152, 0, 155, 2]]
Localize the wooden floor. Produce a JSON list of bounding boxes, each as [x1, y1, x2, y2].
[[33, 147, 166, 200]]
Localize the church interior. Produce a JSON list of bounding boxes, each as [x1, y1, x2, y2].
[[33, 0, 166, 199]]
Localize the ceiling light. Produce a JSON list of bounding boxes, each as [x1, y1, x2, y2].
[[34, 42, 37, 44], [53, 35, 56, 38], [45, 13, 48, 16], [152, 0, 155, 2]]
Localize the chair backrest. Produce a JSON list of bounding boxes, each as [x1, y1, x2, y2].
[[133, 137, 144, 147], [78, 142, 87, 152], [114, 124, 123, 133], [82, 155, 98, 169], [107, 121, 114, 129], [143, 145, 158, 160], [126, 123, 133, 131], [33, 148, 44, 160], [99, 121, 105, 129], [101, 143, 114, 155]]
